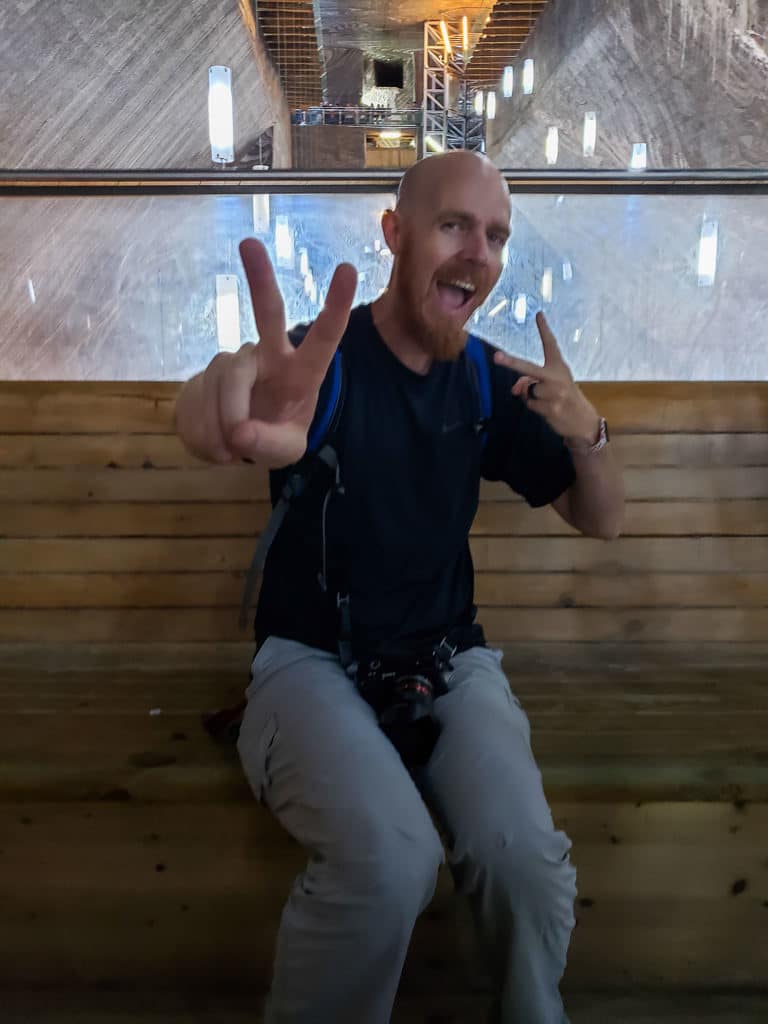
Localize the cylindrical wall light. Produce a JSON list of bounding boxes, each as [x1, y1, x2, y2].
[[629, 142, 648, 171], [522, 59, 534, 95], [208, 66, 234, 164], [697, 219, 719, 287], [216, 274, 240, 352], [545, 126, 559, 165], [583, 112, 597, 157]]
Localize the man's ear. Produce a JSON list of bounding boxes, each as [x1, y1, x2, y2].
[[381, 208, 400, 254]]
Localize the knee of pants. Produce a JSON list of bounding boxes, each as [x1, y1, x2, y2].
[[328, 812, 443, 920], [467, 824, 577, 919]]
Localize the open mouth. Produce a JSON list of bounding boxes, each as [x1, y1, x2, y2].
[[435, 278, 477, 314]]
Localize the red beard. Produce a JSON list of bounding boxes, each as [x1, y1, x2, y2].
[[395, 240, 471, 363]]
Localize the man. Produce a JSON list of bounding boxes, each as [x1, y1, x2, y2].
[[175, 151, 624, 1023]]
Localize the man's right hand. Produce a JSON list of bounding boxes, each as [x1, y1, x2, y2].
[[175, 238, 358, 467]]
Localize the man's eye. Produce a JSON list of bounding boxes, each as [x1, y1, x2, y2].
[[442, 221, 459, 230]]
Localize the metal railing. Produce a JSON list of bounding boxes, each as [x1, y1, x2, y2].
[[1, 170, 767, 197], [290, 106, 423, 128]]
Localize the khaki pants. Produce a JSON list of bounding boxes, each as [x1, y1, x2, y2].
[[237, 637, 576, 1024]]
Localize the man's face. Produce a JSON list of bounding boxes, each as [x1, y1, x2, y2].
[[391, 168, 510, 361]]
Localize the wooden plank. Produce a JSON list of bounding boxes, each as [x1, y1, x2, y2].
[[621, 467, 768, 500], [0, 802, 765, 988], [2, 716, 766, 803], [0, 573, 246, 608], [481, 607, 768, 644], [5, 571, 768, 610], [0, 467, 269, 502], [0, 642, 257, 674], [4, 535, 768, 576], [2, 640, 766, 676], [0, 608, 246, 643], [2, 382, 768, 433], [469, 536, 768, 572], [474, 572, 768, 608], [0, 433, 199, 469], [481, 468, 768, 501], [588, 383, 768, 433], [2, 710, 766, 799], [2, 466, 768, 503], [2, 499, 766, 538], [3, 669, 767, 715], [0, 661, 765, 803], [0, 502, 271, 538], [0, 538, 255, 572], [0, 383, 178, 433], [3, 991, 767, 1024], [615, 433, 768, 467], [2, 606, 768, 644], [473, 500, 768, 536], [3, 432, 765, 471]]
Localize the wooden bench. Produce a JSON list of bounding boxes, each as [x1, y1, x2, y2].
[[1, 381, 767, 1016]]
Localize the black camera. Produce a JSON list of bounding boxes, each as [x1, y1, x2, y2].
[[355, 650, 452, 768]]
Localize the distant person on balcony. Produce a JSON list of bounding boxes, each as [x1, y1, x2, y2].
[[175, 150, 624, 1024]]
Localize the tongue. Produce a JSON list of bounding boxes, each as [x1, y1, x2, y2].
[[437, 283, 466, 312]]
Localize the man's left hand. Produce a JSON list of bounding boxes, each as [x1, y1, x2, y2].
[[493, 311, 600, 448]]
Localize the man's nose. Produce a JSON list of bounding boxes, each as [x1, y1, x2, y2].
[[463, 228, 490, 265]]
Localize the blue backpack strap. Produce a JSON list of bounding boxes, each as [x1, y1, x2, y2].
[[307, 348, 344, 453], [465, 334, 492, 445]]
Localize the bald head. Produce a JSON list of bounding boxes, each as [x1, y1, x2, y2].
[[377, 149, 511, 363], [396, 150, 509, 219]]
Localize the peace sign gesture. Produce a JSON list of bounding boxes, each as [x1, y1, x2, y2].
[[493, 312, 600, 448], [176, 239, 357, 467]]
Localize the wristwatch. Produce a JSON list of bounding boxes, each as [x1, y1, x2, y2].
[[568, 417, 609, 454]]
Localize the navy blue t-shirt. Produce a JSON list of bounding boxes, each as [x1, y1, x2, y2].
[[253, 303, 575, 657]]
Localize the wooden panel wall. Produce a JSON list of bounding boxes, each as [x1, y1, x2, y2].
[[2, 799, 766, 991], [1, 381, 767, 994], [1, 381, 767, 648]]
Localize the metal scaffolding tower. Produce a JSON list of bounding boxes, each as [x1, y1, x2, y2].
[[422, 20, 485, 158]]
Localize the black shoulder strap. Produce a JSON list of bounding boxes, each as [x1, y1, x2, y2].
[[238, 351, 347, 630]]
